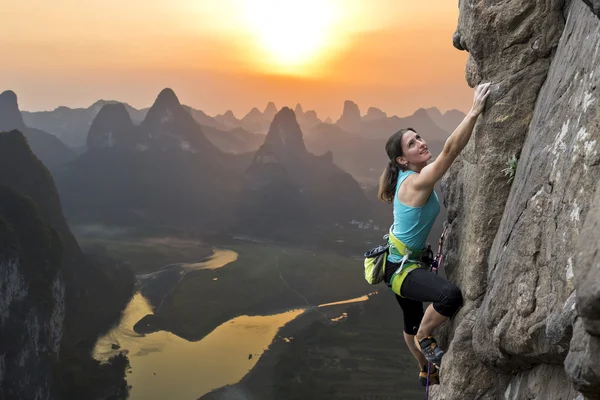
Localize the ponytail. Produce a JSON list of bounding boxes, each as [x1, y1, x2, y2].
[[378, 160, 400, 203], [377, 127, 414, 203]]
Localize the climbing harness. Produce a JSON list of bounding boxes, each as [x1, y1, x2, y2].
[[386, 229, 426, 295], [364, 221, 449, 291]]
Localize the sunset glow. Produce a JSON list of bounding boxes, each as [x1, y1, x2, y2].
[[239, 0, 341, 74], [2, 0, 472, 117]]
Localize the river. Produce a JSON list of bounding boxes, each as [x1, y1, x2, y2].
[[92, 247, 370, 399]]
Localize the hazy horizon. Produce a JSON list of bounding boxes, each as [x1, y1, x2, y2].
[[15, 88, 467, 121], [3, 0, 472, 120]]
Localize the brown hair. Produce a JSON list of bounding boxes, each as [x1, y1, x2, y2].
[[377, 128, 415, 203]]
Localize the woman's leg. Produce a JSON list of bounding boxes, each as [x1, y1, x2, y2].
[[394, 294, 427, 369], [398, 268, 463, 363], [417, 304, 450, 341], [400, 268, 463, 335], [404, 332, 428, 369]]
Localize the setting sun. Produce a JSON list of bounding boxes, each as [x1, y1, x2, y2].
[[239, 0, 341, 74]]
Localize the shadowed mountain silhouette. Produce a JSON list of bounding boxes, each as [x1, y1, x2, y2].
[[54, 88, 247, 229], [0, 90, 75, 170], [240, 106, 272, 133], [364, 107, 387, 122], [243, 107, 263, 121], [263, 101, 278, 120], [200, 125, 264, 154], [425, 107, 466, 133], [182, 105, 228, 131], [362, 108, 449, 139], [0, 90, 24, 130], [21, 96, 256, 154], [87, 103, 135, 149], [21, 99, 146, 148], [332, 101, 451, 142], [137, 88, 220, 153], [306, 105, 451, 185], [237, 107, 372, 239], [263, 107, 308, 158], [214, 103, 323, 135], [304, 122, 386, 184], [294, 103, 322, 132], [336, 100, 362, 132], [215, 110, 242, 130]]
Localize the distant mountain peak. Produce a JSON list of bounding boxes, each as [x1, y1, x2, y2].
[[0, 90, 26, 132], [245, 107, 262, 118], [215, 110, 240, 128], [87, 103, 134, 149], [342, 100, 360, 111], [425, 107, 466, 133], [294, 103, 304, 116], [304, 109, 318, 119], [136, 88, 218, 153], [412, 108, 431, 119], [145, 88, 183, 121], [364, 107, 387, 122], [425, 106, 442, 116], [264, 102, 277, 114], [223, 110, 237, 119], [336, 100, 362, 132], [155, 88, 180, 108], [97, 102, 128, 115], [263, 107, 307, 156], [89, 99, 114, 108], [0, 90, 18, 104], [263, 102, 278, 121]]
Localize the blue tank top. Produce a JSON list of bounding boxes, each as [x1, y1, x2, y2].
[[388, 170, 440, 263]]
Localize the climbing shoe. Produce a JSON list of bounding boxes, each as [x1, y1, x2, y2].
[[415, 335, 444, 367], [419, 364, 439, 386]]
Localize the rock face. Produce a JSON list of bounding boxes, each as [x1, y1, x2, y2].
[[0, 130, 134, 398], [0, 186, 65, 400], [566, 178, 600, 398], [582, 0, 600, 16], [435, 1, 600, 399]]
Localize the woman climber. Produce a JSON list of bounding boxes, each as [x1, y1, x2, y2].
[[377, 82, 492, 386]]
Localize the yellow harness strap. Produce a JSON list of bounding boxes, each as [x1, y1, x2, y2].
[[387, 229, 424, 297]]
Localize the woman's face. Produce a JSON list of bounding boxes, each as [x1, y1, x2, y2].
[[396, 130, 431, 168]]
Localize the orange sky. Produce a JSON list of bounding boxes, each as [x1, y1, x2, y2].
[[1, 0, 472, 120]]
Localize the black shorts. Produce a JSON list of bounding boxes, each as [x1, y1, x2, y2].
[[385, 262, 463, 335]]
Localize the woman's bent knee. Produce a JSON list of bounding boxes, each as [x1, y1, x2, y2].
[[447, 285, 463, 311], [435, 285, 463, 317]]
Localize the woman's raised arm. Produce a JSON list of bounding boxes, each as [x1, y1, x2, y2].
[[413, 82, 492, 191]]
